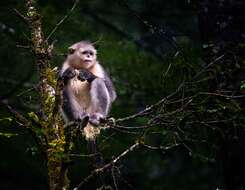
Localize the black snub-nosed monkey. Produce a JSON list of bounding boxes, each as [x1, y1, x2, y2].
[[60, 40, 116, 140]]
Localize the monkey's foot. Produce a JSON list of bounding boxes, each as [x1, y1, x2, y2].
[[75, 112, 89, 124], [79, 112, 89, 120], [89, 113, 104, 126]]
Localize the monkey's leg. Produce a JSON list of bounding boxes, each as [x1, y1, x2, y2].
[[89, 78, 110, 125], [62, 89, 90, 123]]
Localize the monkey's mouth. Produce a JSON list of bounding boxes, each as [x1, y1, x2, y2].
[[84, 59, 92, 63]]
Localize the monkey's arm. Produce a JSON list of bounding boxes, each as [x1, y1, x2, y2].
[[104, 73, 117, 102], [89, 78, 112, 125], [59, 67, 76, 85]]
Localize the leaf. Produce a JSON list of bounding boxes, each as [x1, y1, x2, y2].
[[0, 132, 18, 138], [28, 112, 39, 122], [0, 117, 13, 122], [240, 81, 245, 89]]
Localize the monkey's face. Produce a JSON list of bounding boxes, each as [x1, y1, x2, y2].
[[78, 46, 97, 69], [68, 43, 97, 70]]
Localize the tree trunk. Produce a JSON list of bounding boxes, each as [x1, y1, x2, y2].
[[25, 0, 69, 189]]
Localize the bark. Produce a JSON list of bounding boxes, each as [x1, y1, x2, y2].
[[25, 1, 69, 189]]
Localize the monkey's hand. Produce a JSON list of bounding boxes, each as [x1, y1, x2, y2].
[[62, 68, 76, 84], [78, 69, 97, 83]]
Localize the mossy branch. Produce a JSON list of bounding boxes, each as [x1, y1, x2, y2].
[[25, 1, 69, 189]]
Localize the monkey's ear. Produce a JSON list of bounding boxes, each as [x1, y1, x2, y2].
[[68, 43, 80, 54], [68, 47, 75, 54]]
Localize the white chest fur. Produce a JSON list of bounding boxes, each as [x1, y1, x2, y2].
[[68, 77, 91, 111]]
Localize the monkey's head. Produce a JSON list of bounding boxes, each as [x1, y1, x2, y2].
[[67, 41, 97, 70]]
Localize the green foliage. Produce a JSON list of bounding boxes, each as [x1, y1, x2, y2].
[[28, 112, 39, 123], [0, 132, 18, 138], [0, 117, 13, 123], [0, 117, 18, 138], [241, 81, 245, 89]]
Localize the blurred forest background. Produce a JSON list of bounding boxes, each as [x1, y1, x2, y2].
[[0, 0, 245, 189]]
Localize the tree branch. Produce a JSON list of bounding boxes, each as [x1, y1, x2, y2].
[[74, 142, 140, 189], [46, 0, 79, 42]]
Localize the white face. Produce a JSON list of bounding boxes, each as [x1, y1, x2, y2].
[[78, 46, 96, 67], [68, 43, 97, 70]]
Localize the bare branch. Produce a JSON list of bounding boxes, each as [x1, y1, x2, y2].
[[193, 54, 225, 80], [1, 100, 31, 127], [74, 142, 140, 189], [13, 8, 28, 22], [199, 92, 245, 99], [116, 82, 184, 123], [46, 0, 79, 42]]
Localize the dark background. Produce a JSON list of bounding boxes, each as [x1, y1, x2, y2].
[[0, 0, 245, 189]]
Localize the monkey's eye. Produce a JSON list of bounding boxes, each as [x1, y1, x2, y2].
[[82, 51, 94, 56]]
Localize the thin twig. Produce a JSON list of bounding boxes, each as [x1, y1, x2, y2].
[[111, 164, 119, 190], [193, 54, 225, 80], [163, 60, 173, 78], [46, 0, 79, 41], [116, 82, 184, 123], [142, 143, 180, 151], [74, 142, 140, 189], [13, 8, 28, 22], [114, 0, 179, 51], [1, 100, 31, 127], [69, 153, 99, 158], [111, 126, 141, 134], [199, 92, 245, 99], [16, 44, 31, 49]]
